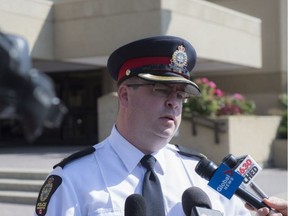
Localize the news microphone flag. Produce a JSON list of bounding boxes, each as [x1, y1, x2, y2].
[[234, 155, 262, 187], [208, 163, 244, 199]]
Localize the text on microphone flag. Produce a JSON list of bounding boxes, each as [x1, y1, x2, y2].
[[235, 155, 262, 187], [208, 163, 244, 199]]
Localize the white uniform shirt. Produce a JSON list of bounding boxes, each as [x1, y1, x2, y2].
[[35, 126, 251, 216]]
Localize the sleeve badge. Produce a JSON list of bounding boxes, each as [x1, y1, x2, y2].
[[35, 175, 62, 216]]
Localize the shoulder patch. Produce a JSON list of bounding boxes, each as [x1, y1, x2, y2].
[[53, 146, 96, 169], [175, 144, 206, 159], [35, 175, 62, 216]]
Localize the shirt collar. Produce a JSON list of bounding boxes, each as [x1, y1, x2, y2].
[[108, 126, 166, 175], [152, 151, 165, 175], [109, 126, 144, 173]]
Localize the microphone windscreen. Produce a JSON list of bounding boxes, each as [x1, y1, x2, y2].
[[124, 194, 146, 216], [182, 187, 212, 216], [195, 158, 218, 181]]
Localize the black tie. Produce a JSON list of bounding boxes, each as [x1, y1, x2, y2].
[[141, 155, 165, 216]]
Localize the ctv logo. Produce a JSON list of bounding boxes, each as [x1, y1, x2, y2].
[[208, 163, 244, 199], [235, 155, 262, 186]]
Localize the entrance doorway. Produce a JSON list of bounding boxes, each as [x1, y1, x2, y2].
[[0, 70, 103, 146]]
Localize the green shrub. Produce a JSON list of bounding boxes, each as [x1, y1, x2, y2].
[[183, 78, 255, 117]]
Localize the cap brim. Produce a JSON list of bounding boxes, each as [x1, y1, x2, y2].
[[137, 73, 201, 96]]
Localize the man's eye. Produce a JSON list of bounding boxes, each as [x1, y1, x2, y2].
[[177, 92, 190, 102], [154, 88, 170, 96], [176, 92, 185, 99]]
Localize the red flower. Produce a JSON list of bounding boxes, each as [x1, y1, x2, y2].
[[208, 81, 216, 88], [233, 93, 244, 100], [215, 89, 224, 97]]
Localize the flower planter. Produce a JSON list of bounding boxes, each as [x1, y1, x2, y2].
[[172, 115, 281, 166]]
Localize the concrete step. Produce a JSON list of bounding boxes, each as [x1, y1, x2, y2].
[[0, 191, 38, 205], [0, 169, 49, 180], [0, 179, 43, 192], [0, 169, 49, 205]]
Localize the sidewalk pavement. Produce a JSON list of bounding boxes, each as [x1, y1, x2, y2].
[[0, 146, 287, 216]]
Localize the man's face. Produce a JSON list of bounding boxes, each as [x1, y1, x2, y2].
[[124, 80, 187, 142]]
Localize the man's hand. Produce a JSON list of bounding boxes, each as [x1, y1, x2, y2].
[[246, 197, 288, 216]]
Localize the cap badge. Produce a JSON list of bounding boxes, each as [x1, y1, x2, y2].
[[169, 45, 189, 76]]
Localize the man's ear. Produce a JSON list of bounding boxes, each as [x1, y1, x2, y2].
[[118, 85, 129, 107]]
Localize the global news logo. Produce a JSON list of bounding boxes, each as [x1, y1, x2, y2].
[[208, 163, 244, 199]]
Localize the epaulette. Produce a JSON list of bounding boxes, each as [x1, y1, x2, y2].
[[174, 144, 207, 160], [53, 146, 96, 169]]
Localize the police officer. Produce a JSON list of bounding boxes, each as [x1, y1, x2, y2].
[[35, 36, 252, 216]]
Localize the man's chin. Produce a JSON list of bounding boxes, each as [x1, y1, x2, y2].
[[155, 128, 176, 140]]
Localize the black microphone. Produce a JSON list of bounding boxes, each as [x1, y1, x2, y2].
[[195, 158, 270, 210], [182, 187, 223, 216], [124, 194, 146, 216]]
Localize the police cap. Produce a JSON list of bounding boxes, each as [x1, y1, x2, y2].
[[107, 35, 200, 96]]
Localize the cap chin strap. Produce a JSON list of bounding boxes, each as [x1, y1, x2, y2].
[[138, 73, 201, 96], [138, 73, 189, 82]]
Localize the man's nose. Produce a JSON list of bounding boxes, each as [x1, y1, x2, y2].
[[165, 92, 181, 109]]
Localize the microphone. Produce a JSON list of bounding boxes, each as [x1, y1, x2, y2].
[[195, 158, 270, 210], [222, 154, 268, 199], [182, 187, 223, 216], [124, 194, 146, 216]]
